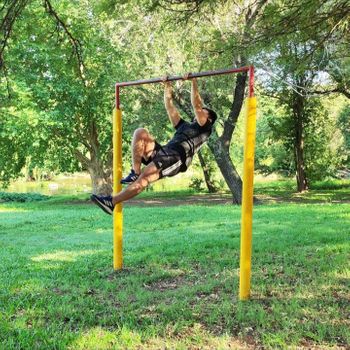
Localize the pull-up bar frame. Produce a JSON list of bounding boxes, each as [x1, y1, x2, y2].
[[113, 66, 257, 300]]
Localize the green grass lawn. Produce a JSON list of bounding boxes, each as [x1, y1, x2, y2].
[[254, 179, 350, 203], [0, 196, 349, 349]]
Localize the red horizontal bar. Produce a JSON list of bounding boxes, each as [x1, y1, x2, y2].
[[115, 66, 252, 108], [116, 66, 250, 88]]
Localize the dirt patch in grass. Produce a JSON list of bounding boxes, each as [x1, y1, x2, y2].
[[124, 194, 233, 207], [143, 275, 189, 291]]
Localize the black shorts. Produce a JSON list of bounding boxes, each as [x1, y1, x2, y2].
[[142, 143, 183, 179]]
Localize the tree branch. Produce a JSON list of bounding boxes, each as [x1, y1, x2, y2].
[[310, 86, 350, 99], [220, 72, 247, 147], [43, 0, 87, 85], [73, 149, 90, 168]]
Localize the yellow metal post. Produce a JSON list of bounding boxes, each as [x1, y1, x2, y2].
[[113, 108, 123, 270], [239, 96, 257, 300]]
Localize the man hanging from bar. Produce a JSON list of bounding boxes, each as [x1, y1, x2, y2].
[[91, 76, 217, 215]]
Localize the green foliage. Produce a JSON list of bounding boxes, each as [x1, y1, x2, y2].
[[254, 0, 350, 188], [190, 148, 222, 193], [188, 176, 205, 192], [256, 94, 348, 181], [1, 0, 124, 188], [256, 98, 294, 177], [1, 0, 349, 192], [0, 191, 49, 202], [304, 99, 344, 180]]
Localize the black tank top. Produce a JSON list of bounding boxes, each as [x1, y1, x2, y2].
[[166, 118, 213, 171]]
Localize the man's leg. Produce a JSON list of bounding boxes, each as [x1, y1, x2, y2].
[[113, 162, 160, 205], [91, 163, 160, 215], [132, 128, 156, 174]]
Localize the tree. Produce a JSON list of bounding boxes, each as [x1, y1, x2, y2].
[[1, 0, 129, 194], [254, 0, 350, 190]]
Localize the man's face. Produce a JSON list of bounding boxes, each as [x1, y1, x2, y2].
[[193, 109, 212, 123], [203, 109, 212, 123]]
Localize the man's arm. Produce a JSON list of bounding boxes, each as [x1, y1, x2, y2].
[[164, 81, 181, 128], [190, 78, 208, 126]]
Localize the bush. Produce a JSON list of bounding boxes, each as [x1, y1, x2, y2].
[[189, 177, 204, 192], [0, 192, 49, 202]]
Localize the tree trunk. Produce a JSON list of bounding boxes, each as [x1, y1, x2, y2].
[[75, 120, 113, 196], [75, 149, 112, 196], [209, 130, 242, 204], [197, 149, 217, 193], [88, 160, 112, 196], [176, 60, 249, 203], [292, 91, 308, 192], [201, 69, 247, 204]]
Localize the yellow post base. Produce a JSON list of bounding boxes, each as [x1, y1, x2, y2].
[[113, 204, 123, 270], [239, 96, 257, 300]]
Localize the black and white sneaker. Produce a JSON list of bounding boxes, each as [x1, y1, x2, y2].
[[91, 194, 114, 215], [120, 169, 139, 184]]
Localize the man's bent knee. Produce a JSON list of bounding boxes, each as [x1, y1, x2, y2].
[[134, 128, 151, 140], [139, 165, 160, 185], [133, 177, 149, 194]]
